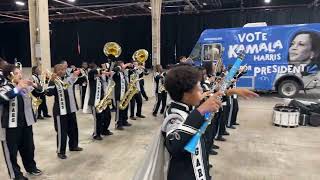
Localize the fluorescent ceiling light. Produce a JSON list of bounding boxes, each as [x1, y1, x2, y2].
[[67, 0, 76, 2], [203, 2, 207, 6], [264, 0, 271, 3], [56, 11, 62, 14], [100, 9, 105, 12], [148, 6, 152, 10], [15, 1, 25, 6]]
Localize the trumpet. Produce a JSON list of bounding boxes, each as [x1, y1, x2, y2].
[[46, 70, 70, 89], [15, 62, 22, 70], [96, 81, 115, 113]]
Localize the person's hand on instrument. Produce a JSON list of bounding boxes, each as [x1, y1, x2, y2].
[[197, 91, 223, 115]]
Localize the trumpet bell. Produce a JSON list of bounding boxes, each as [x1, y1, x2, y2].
[[132, 49, 148, 64], [103, 42, 122, 58]]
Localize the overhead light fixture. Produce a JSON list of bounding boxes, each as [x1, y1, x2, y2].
[[67, 0, 76, 2], [264, 0, 271, 3], [203, 2, 207, 6], [15, 1, 25, 6], [100, 9, 105, 12], [148, 6, 152, 10], [56, 11, 62, 15]]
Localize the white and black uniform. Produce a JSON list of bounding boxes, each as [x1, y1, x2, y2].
[[80, 68, 88, 109], [153, 72, 167, 115], [32, 74, 49, 117], [87, 69, 111, 137], [163, 101, 210, 180], [129, 68, 143, 118], [112, 67, 129, 127], [137, 67, 149, 100], [46, 75, 80, 154], [0, 83, 40, 179]]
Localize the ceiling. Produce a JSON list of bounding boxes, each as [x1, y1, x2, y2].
[[0, 0, 317, 23]]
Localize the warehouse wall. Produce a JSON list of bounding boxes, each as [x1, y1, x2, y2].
[[1, 6, 320, 68]]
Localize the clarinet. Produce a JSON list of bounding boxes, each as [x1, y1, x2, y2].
[[184, 51, 245, 154]]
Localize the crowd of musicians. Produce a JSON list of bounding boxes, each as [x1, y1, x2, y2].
[[0, 51, 257, 180]]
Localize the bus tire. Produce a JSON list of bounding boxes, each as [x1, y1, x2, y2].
[[277, 80, 300, 98]]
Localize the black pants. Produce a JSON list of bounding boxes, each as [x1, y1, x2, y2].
[[92, 106, 111, 137], [1, 126, 37, 179], [115, 100, 129, 127], [80, 85, 87, 109], [231, 97, 239, 125], [140, 81, 148, 100], [216, 102, 229, 137], [54, 112, 79, 154], [130, 92, 143, 117], [153, 92, 167, 114], [38, 94, 49, 116]]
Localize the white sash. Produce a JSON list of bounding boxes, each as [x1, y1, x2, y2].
[[120, 72, 125, 99], [191, 141, 207, 180], [8, 97, 18, 128], [82, 84, 91, 114], [56, 82, 67, 115], [94, 78, 102, 106]]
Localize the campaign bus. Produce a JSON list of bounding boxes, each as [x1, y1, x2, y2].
[[189, 23, 320, 97]]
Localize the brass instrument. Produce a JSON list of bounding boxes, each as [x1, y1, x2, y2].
[[96, 81, 115, 113], [15, 62, 22, 70], [10, 72, 42, 111], [103, 42, 122, 58], [119, 74, 140, 110], [132, 49, 149, 64], [46, 70, 70, 89]]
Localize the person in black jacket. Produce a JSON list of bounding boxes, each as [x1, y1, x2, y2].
[[137, 62, 149, 101], [152, 64, 167, 117], [46, 64, 83, 160], [0, 64, 43, 180], [86, 64, 113, 140], [31, 66, 51, 119], [112, 61, 132, 130]]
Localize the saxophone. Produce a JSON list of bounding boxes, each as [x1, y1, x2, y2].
[[96, 81, 115, 113], [119, 74, 140, 110]]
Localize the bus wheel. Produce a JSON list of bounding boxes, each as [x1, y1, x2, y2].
[[278, 80, 299, 98]]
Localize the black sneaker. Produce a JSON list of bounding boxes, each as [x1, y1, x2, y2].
[[223, 131, 230, 136], [44, 114, 52, 118], [145, 97, 149, 101], [216, 136, 226, 141], [116, 126, 124, 130], [93, 136, 103, 140], [123, 123, 132, 127], [27, 168, 43, 176], [209, 149, 218, 155], [57, 153, 67, 159], [37, 116, 44, 120], [70, 147, 83, 151], [14, 175, 28, 180], [130, 116, 137, 120], [102, 131, 113, 136], [234, 122, 240, 126], [212, 144, 220, 149], [152, 113, 157, 117], [227, 126, 236, 129], [137, 115, 146, 118]]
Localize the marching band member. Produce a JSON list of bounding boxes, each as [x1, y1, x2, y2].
[[152, 64, 167, 117], [137, 62, 149, 101], [46, 64, 83, 160], [200, 67, 219, 156], [0, 64, 43, 180], [0, 58, 8, 86], [80, 62, 89, 109], [31, 66, 51, 119], [129, 62, 145, 120], [112, 61, 132, 130], [134, 65, 258, 180], [86, 63, 113, 140]]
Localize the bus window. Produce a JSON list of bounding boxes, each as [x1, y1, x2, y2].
[[189, 43, 201, 62], [202, 43, 223, 62]]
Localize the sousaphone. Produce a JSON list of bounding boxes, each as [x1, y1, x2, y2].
[[103, 42, 122, 58]]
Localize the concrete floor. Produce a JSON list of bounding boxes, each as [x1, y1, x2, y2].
[[1, 73, 320, 180]]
